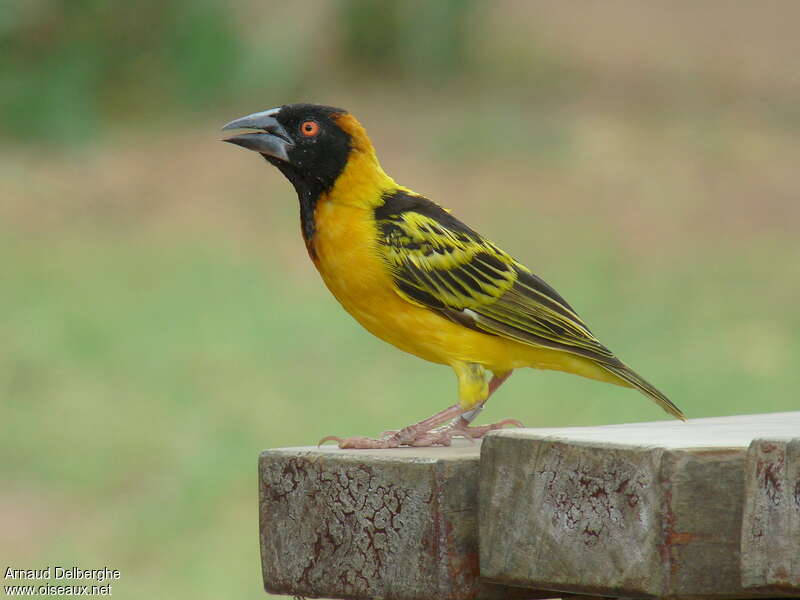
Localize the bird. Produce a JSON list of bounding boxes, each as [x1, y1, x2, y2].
[[222, 103, 685, 448]]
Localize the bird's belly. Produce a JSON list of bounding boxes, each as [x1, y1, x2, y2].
[[316, 264, 507, 367]]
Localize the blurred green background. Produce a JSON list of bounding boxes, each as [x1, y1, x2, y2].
[[2, 1, 799, 598]]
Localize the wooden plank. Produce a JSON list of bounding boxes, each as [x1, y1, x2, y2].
[[479, 412, 800, 599], [741, 437, 800, 592], [258, 442, 543, 600]]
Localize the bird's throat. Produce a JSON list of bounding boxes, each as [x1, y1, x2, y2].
[[297, 187, 320, 246], [264, 156, 324, 245]]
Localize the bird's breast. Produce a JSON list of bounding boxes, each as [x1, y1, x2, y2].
[[311, 198, 399, 314], [310, 197, 449, 363]]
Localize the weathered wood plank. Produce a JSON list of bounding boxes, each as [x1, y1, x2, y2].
[[741, 437, 800, 593], [479, 412, 800, 599], [258, 442, 542, 600]]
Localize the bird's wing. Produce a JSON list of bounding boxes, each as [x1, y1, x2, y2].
[[375, 192, 614, 362]]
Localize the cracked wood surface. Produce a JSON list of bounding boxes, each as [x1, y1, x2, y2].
[[479, 412, 800, 599], [258, 442, 541, 600], [741, 438, 800, 593]]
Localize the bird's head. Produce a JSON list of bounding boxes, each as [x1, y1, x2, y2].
[[222, 103, 375, 197]]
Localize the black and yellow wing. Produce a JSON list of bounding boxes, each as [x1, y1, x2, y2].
[[375, 190, 684, 420]]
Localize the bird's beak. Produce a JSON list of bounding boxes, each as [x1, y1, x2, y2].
[[221, 108, 294, 162]]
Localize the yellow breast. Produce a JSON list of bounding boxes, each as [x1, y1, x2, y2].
[[311, 197, 451, 364]]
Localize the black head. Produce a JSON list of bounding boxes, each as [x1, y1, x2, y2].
[[222, 103, 354, 197]]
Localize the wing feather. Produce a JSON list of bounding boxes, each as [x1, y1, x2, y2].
[[376, 192, 605, 359]]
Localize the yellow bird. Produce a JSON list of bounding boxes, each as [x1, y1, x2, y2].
[[222, 103, 685, 448]]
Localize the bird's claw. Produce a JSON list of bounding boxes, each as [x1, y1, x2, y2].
[[431, 417, 524, 442], [318, 435, 345, 447], [450, 417, 524, 439], [318, 434, 402, 449], [318, 417, 523, 449]]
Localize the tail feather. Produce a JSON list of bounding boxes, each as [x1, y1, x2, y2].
[[601, 361, 686, 421]]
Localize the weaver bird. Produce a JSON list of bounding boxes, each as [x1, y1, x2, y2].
[[222, 103, 685, 448]]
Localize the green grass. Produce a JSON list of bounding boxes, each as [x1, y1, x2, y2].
[[2, 2, 800, 596], [2, 226, 797, 598]]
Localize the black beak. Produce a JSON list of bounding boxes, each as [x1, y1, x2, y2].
[[221, 108, 294, 162]]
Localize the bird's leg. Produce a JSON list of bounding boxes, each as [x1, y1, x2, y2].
[[419, 366, 521, 445], [318, 367, 520, 450], [445, 370, 522, 438], [319, 404, 466, 449], [455, 370, 514, 426]]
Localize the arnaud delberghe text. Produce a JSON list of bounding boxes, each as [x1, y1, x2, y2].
[[5, 566, 121, 582]]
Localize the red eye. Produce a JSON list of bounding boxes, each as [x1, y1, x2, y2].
[[300, 120, 320, 137]]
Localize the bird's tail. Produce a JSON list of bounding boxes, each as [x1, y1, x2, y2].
[[601, 360, 686, 421]]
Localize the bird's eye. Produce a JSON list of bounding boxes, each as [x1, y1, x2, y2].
[[299, 120, 320, 137]]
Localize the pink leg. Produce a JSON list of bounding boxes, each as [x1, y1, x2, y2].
[[319, 370, 522, 450], [411, 372, 522, 444], [440, 370, 522, 438], [456, 370, 514, 427], [447, 417, 523, 440], [319, 404, 465, 449], [489, 370, 513, 395]]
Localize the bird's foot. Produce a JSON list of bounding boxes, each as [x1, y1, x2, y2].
[[318, 417, 524, 449], [318, 433, 403, 449], [318, 429, 454, 449], [319, 404, 465, 449], [444, 417, 524, 440]]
